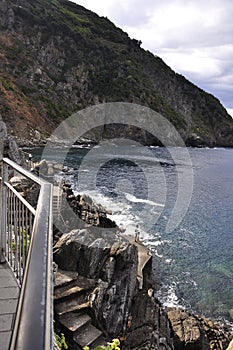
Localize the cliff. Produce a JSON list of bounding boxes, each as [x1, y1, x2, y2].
[[0, 0, 232, 147]]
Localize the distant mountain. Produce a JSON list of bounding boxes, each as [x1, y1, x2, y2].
[[0, 0, 232, 146]]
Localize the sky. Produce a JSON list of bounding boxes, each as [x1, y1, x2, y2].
[[71, 0, 233, 117]]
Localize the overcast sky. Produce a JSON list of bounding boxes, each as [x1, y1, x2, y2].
[[71, 0, 233, 117]]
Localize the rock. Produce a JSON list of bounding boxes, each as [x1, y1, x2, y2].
[[124, 292, 174, 349], [53, 227, 138, 338], [167, 307, 233, 350], [53, 226, 175, 348], [0, 114, 25, 165], [227, 340, 233, 350], [10, 175, 40, 207], [58, 181, 117, 231], [10, 176, 33, 192], [32, 159, 48, 176], [186, 133, 207, 147]]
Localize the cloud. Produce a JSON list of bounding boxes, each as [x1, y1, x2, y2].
[[72, 0, 233, 109], [227, 109, 233, 118]]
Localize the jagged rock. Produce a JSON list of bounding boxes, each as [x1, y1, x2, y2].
[[123, 291, 174, 350], [58, 181, 117, 230], [53, 227, 124, 278], [167, 307, 233, 350], [53, 228, 138, 337]]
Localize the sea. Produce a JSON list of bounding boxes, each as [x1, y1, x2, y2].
[[27, 145, 233, 325]]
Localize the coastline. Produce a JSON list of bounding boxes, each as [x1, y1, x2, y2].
[[24, 144, 233, 325]]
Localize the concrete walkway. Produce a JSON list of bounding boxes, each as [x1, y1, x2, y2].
[[124, 235, 152, 288], [0, 262, 19, 350]]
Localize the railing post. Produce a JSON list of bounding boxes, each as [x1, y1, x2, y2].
[[0, 160, 8, 263]]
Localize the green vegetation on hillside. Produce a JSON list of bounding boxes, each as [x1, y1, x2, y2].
[[0, 0, 232, 146]]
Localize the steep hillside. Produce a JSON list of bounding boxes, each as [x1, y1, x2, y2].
[[0, 0, 232, 146]]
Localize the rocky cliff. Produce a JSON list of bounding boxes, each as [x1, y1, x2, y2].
[[0, 0, 232, 147]]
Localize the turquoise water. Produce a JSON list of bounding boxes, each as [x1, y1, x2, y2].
[[28, 146, 233, 322]]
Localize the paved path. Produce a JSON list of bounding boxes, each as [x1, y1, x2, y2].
[[124, 235, 152, 288], [0, 262, 19, 350]]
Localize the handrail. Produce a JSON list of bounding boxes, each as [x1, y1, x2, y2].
[[3, 157, 47, 186], [5, 182, 36, 216], [0, 158, 53, 350]]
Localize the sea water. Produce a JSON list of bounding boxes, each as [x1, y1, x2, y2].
[[28, 145, 233, 323]]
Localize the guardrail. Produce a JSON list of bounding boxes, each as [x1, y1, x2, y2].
[[0, 157, 53, 350]]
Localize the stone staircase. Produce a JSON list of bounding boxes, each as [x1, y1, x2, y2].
[[52, 186, 63, 223], [54, 270, 105, 349]]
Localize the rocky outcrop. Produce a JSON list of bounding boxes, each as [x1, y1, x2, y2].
[[167, 307, 232, 350], [53, 227, 175, 349], [52, 181, 117, 238]]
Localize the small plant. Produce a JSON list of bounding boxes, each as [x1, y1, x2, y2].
[[11, 229, 30, 259], [55, 332, 68, 350], [83, 338, 120, 350]]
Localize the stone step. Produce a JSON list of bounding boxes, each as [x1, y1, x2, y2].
[[73, 323, 102, 348], [91, 335, 107, 349], [55, 294, 90, 315], [54, 270, 79, 288], [54, 274, 96, 301], [58, 312, 91, 333], [54, 284, 86, 301]]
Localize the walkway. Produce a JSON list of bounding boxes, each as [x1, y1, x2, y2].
[[124, 235, 152, 288], [0, 262, 19, 350]]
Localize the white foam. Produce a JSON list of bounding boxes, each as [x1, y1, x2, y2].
[[156, 283, 181, 308], [124, 193, 164, 207]]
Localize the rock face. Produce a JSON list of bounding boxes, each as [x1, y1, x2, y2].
[[0, 0, 232, 146], [53, 227, 175, 349], [60, 181, 117, 230], [124, 291, 174, 349], [0, 114, 24, 164], [167, 307, 232, 350]]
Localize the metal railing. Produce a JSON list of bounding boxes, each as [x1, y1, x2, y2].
[[0, 157, 53, 350]]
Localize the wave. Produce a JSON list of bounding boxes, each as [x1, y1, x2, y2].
[[156, 282, 181, 308], [124, 193, 164, 207]]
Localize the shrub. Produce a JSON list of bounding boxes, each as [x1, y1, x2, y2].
[[83, 338, 121, 350]]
